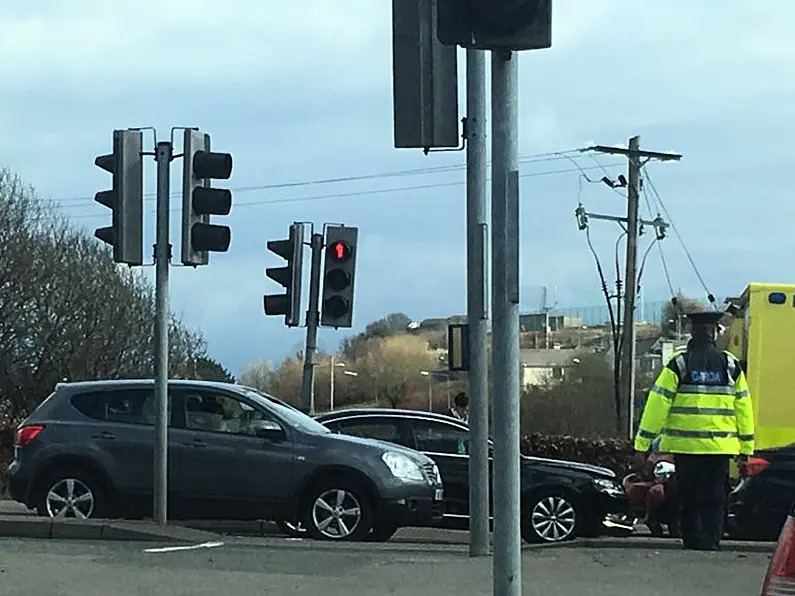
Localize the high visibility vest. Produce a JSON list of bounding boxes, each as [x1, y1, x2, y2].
[[634, 348, 755, 456]]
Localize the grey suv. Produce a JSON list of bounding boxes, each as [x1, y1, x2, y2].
[[6, 380, 444, 541]]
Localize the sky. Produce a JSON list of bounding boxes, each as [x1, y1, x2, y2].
[[1, 1, 793, 376]]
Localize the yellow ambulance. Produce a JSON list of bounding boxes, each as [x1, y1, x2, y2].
[[724, 282, 795, 477]]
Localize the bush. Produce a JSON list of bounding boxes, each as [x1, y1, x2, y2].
[[0, 425, 13, 497], [521, 433, 634, 474]]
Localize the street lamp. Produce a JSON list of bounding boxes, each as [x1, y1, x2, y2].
[[421, 371, 432, 412], [330, 355, 357, 412], [421, 370, 451, 412]]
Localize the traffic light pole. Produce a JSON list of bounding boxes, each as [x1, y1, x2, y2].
[[490, 49, 521, 596], [300, 232, 324, 414], [465, 48, 491, 559], [153, 140, 172, 526]]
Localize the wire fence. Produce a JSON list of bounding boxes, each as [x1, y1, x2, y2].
[[522, 296, 731, 328]]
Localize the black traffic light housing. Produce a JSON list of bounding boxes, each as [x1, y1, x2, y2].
[[436, 0, 552, 51], [320, 225, 358, 329], [94, 129, 144, 266], [264, 222, 305, 327], [181, 129, 233, 266]]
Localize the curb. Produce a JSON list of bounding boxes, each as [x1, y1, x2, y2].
[[523, 536, 775, 554], [0, 515, 222, 544]]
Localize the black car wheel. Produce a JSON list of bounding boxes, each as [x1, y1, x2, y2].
[[35, 469, 107, 520], [302, 480, 373, 541], [522, 490, 579, 543]]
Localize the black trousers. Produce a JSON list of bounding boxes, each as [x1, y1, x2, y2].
[[673, 454, 730, 550]]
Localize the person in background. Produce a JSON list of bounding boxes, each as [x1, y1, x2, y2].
[[633, 308, 755, 551], [448, 392, 469, 424]]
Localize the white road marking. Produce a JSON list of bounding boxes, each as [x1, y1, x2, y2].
[[143, 541, 225, 553]]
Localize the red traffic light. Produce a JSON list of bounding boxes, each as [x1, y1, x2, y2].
[[328, 240, 352, 263]]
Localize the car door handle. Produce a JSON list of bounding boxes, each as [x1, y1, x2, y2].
[[91, 431, 116, 440], [184, 439, 207, 448]]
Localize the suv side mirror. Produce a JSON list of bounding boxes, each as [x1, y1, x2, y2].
[[252, 420, 286, 442]]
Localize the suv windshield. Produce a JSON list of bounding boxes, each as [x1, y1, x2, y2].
[[240, 387, 330, 434]]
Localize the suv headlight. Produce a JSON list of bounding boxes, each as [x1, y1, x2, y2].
[[382, 451, 425, 482], [593, 478, 624, 497]]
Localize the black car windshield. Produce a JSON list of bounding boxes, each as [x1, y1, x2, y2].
[[240, 387, 330, 434]]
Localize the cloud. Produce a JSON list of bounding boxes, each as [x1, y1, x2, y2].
[[0, 0, 793, 374]]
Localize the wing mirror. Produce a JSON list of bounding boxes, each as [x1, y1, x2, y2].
[[252, 420, 286, 442]]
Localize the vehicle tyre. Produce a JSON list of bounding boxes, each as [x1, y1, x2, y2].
[[276, 518, 308, 538], [301, 479, 373, 541], [366, 520, 399, 542], [522, 490, 579, 544], [34, 468, 108, 520]]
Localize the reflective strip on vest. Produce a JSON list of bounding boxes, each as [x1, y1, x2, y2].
[[664, 429, 738, 439], [669, 406, 735, 416], [651, 384, 677, 399]]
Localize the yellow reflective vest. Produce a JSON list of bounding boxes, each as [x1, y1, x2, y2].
[[634, 349, 755, 456]]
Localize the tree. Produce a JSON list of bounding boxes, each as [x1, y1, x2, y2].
[[0, 168, 208, 420], [661, 294, 705, 338], [521, 353, 617, 437], [340, 312, 412, 360], [356, 335, 436, 407], [192, 356, 235, 383], [239, 360, 276, 392]]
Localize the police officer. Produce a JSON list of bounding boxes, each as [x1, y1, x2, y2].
[[633, 308, 755, 551]]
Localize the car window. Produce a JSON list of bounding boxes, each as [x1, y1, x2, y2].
[[183, 391, 276, 437], [413, 420, 469, 455], [71, 389, 173, 426], [239, 387, 330, 434], [336, 419, 402, 444]]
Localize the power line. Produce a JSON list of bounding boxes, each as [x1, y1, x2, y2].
[[643, 170, 715, 305], [43, 160, 624, 222], [52, 148, 596, 207]]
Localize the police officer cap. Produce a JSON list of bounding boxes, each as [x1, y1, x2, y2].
[[684, 309, 724, 325]]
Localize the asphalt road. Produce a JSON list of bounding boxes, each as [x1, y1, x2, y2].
[[0, 536, 771, 596]]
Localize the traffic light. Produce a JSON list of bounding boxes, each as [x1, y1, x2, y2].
[[436, 0, 552, 51], [181, 129, 233, 266], [94, 129, 144, 265], [320, 225, 359, 329], [264, 223, 305, 327]]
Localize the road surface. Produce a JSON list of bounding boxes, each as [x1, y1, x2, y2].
[[0, 535, 771, 596]]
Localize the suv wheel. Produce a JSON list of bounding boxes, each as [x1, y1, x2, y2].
[[36, 470, 106, 519], [302, 481, 373, 541], [522, 490, 579, 543]]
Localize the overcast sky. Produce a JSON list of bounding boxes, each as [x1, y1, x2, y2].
[[1, 1, 792, 375]]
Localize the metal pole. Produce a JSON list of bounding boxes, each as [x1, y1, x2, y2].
[[330, 355, 335, 412], [153, 140, 172, 526], [428, 375, 433, 412], [621, 135, 641, 440], [466, 48, 491, 559], [491, 49, 521, 596], [301, 232, 323, 415]]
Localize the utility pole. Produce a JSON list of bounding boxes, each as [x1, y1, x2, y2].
[[622, 135, 641, 442], [153, 140, 172, 526], [329, 355, 336, 412], [301, 232, 324, 414], [465, 47, 490, 559], [491, 48, 521, 596], [582, 137, 681, 439]]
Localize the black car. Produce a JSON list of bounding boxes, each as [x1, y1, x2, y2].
[[727, 444, 795, 541], [6, 380, 444, 541], [309, 408, 627, 543]]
